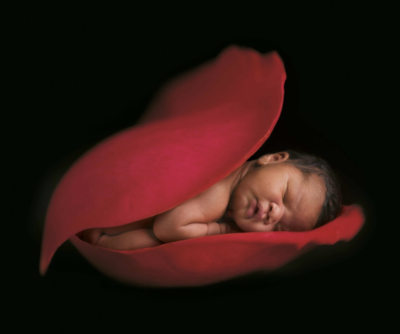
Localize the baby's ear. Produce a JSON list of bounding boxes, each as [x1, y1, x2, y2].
[[257, 152, 289, 165]]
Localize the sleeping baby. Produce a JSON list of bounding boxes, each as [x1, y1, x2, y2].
[[82, 150, 342, 250]]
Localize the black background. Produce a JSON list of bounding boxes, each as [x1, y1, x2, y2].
[[11, 5, 397, 332]]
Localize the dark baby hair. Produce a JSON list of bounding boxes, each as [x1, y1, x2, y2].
[[283, 150, 342, 228]]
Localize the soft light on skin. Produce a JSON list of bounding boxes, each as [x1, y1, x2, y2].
[[226, 152, 326, 233]]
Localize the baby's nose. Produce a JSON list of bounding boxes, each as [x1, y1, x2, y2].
[[266, 202, 282, 224]]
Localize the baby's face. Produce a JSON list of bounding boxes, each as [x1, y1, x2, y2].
[[228, 159, 326, 232]]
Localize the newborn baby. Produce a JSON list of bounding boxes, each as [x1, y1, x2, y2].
[[82, 150, 342, 250]]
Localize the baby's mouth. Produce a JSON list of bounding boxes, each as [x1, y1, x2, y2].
[[253, 204, 259, 216]]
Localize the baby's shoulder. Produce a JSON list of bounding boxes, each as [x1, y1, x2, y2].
[[183, 178, 231, 222]]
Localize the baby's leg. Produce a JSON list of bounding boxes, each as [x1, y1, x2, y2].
[[97, 228, 163, 250], [83, 227, 163, 250], [102, 216, 156, 235], [82, 216, 159, 250]]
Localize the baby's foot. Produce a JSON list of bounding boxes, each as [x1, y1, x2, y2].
[[82, 228, 104, 245]]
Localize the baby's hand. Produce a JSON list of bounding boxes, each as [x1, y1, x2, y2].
[[217, 221, 242, 234], [217, 210, 242, 234]]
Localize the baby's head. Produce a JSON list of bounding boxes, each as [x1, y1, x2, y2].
[[228, 150, 342, 232]]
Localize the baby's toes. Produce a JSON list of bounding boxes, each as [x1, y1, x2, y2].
[[82, 228, 103, 245]]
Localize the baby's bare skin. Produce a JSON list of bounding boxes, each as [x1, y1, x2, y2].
[[82, 152, 325, 250], [83, 164, 245, 249], [82, 217, 162, 250], [152, 168, 244, 243]]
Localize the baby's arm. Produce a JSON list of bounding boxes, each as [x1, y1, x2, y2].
[[153, 193, 239, 242], [154, 176, 242, 243], [152, 205, 222, 243]]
